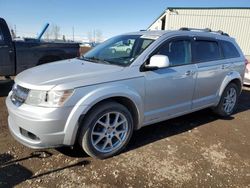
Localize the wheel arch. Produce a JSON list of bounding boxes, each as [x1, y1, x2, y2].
[[218, 71, 243, 102], [62, 86, 144, 146]]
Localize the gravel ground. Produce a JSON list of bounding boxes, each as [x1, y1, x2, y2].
[[0, 80, 250, 188]]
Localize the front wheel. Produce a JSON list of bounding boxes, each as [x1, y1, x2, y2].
[[78, 102, 133, 159], [213, 83, 239, 117]]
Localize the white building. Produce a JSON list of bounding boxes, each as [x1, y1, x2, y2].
[[148, 7, 250, 56]]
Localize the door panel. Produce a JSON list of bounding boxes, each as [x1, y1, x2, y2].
[[144, 64, 197, 123], [143, 38, 197, 124], [0, 23, 15, 76], [192, 61, 228, 109], [191, 39, 231, 109]]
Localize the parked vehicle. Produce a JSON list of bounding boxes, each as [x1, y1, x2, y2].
[[244, 59, 250, 85], [109, 40, 133, 54], [0, 18, 80, 77], [6, 28, 246, 159]]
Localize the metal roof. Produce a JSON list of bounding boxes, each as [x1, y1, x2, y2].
[[147, 7, 250, 29], [167, 7, 250, 10]]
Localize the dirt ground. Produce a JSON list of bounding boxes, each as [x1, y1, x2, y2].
[[0, 80, 250, 188]]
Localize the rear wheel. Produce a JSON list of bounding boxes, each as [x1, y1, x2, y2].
[[78, 102, 133, 159], [213, 83, 239, 117]]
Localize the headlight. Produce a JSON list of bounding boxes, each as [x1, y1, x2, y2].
[[25, 89, 74, 107]]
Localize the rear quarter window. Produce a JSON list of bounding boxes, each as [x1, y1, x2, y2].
[[194, 40, 222, 63], [220, 40, 240, 59]]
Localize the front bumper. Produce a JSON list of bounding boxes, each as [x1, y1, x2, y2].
[[6, 95, 73, 149]]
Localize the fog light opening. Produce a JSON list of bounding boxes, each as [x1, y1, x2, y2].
[[20, 128, 40, 141]]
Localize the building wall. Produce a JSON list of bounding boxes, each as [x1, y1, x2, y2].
[[148, 8, 250, 55]]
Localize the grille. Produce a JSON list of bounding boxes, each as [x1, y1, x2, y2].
[[11, 84, 30, 106]]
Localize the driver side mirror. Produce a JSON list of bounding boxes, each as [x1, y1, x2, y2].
[[143, 55, 170, 71]]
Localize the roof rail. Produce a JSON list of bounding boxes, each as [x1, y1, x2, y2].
[[216, 30, 229, 36], [179, 27, 229, 36]]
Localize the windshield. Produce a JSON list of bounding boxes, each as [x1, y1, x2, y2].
[[80, 35, 155, 66]]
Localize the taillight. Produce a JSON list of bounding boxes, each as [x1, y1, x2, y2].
[[245, 59, 250, 73], [245, 59, 249, 66]]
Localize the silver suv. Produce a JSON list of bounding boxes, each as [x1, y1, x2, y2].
[[6, 28, 246, 159]]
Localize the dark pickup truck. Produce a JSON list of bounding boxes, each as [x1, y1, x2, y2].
[[0, 18, 80, 76]]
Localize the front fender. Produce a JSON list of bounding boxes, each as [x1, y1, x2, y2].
[[63, 85, 144, 146]]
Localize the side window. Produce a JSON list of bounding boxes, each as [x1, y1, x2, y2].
[[194, 40, 222, 62], [0, 28, 4, 42], [221, 40, 240, 59], [157, 40, 191, 66]]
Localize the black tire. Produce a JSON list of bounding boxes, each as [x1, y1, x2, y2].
[[213, 83, 239, 117], [78, 101, 134, 159]]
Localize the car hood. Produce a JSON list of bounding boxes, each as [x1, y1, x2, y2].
[[15, 58, 125, 90]]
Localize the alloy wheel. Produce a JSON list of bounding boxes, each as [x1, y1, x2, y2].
[[223, 87, 237, 114], [90, 112, 128, 153]]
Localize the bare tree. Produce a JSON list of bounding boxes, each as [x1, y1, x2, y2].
[[51, 24, 61, 40], [44, 28, 51, 40], [87, 30, 103, 43], [95, 30, 103, 43], [87, 31, 93, 42]]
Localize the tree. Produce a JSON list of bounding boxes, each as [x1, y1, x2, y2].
[[43, 24, 61, 40], [87, 30, 103, 43], [95, 30, 103, 43], [51, 24, 61, 40], [87, 31, 93, 42], [44, 28, 51, 40]]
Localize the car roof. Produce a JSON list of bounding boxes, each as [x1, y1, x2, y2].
[[124, 29, 234, 41], [125, 30, 170, 36]]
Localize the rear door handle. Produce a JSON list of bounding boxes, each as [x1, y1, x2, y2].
[[185, 70, 195, 76], [222, 64, 231, 69]]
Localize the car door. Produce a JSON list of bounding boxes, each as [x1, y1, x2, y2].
[[143, 37, 197, 124], [0, 23, 15, 76], [191, 38, 229, 109]]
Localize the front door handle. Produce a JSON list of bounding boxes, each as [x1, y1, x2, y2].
[[185, 70, 192, 76], [185, 70, 195, 76]]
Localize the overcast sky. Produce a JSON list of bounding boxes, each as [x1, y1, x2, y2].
[[1, 0, 250, 41]]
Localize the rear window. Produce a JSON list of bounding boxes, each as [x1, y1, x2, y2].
[[194, 40, 222, 62], [220, 40, 240, 59]]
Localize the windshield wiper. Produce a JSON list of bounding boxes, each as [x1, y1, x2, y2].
[[81, 56, 110, 64]]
